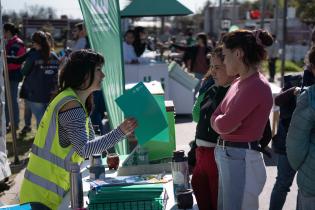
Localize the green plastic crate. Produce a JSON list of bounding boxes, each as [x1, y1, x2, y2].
[[143, 97, 176, 161]]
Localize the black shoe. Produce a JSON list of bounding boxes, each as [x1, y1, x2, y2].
[[6, 126, 11, 134], [0, 177, 14, 192], [19, 126, 31, 135]]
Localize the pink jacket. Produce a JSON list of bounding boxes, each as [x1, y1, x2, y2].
[[211, 72, 273, 142]]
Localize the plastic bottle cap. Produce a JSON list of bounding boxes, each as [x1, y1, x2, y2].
[[173, 150, 185, 162], [70, 163, 80, 172]]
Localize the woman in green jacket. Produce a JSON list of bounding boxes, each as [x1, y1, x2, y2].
[[287, 46, 315, 210]]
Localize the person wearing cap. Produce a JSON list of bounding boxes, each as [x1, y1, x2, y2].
[[71, 22, 89, 51]]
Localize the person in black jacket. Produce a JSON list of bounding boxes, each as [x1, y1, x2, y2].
[[7, 31, 60, 128], [132, 26, 154, 57], [172, 33, 212, 80], [190, 46, 235, 210]]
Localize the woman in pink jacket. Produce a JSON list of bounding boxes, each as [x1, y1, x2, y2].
[[211, 29, 273, 210]]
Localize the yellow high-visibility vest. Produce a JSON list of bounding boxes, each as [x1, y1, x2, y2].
[[20, 88, 89, 210]]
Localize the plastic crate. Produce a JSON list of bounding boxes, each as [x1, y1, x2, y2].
[[88, 191, 168, 210], [168, 61, 199, 90]]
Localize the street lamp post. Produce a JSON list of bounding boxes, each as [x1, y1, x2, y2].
[[0, 0, 19, 165], [219, 0, 222, 26], [233, 0, 237, 25], [260, 0, 265, 29], [280, 0, 288, 87], [274, 0, 279, 36]]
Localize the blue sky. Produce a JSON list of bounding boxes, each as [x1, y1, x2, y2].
[[2, 0, 208, 19]]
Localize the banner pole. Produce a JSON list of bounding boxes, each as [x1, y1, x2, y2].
[[0, 1, 20, 164]]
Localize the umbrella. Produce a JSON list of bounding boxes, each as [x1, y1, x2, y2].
[[120, 0, 193, 17], [229, 25, 239, 32]]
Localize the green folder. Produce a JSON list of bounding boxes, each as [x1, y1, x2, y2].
[[150, 95, 169, 142], [116, 82, 168, 145]]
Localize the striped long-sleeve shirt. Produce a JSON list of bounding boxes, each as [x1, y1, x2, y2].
[[58, 107, 125, 158]]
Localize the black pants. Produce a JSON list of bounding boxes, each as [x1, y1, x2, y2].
[[268, 58, 277, 80]]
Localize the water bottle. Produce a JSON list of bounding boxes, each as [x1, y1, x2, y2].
[[70, 163, 83, 209], [137, 147, 149, 165], [89, 154, 105, 180], [171, 150, 189, 201]]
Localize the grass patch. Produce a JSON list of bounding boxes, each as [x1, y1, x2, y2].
[[262, 60, 303, 73], [6, 129, 35, 163]]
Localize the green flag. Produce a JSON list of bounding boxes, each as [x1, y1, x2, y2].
[[79, 0, 127, 154]]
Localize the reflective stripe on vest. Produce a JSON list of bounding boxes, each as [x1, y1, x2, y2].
[[24, 169, 66, 197], [31, 144, 75, 172], [29, 96, 76, 172], [20, 89, 88, 209]]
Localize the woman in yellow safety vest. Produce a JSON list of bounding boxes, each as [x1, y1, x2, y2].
[[20, 49, 137, 210]]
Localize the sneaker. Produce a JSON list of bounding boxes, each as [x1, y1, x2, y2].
[[0, 177, 14, 192], [6, 126, 11, 134], [19, 126, 31, 135]]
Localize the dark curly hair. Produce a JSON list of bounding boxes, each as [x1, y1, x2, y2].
[[308, 47, 315, 66], [3, 23, 17, 35], [57, 49, 105, 113], [32, 31, 50, 63], [222, 29, 273, 67], [211, 45, 224, 62], [196, 32, 208, 46]]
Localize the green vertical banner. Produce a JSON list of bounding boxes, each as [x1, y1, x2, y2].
[[79, 0, 127, 154]]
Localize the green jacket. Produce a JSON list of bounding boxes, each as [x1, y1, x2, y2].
[[287, 85, 315, 195]]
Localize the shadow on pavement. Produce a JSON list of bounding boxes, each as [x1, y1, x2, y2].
[[175, 114, 193, 124]]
